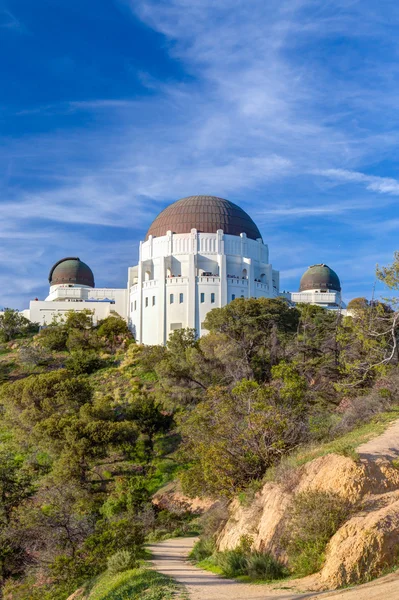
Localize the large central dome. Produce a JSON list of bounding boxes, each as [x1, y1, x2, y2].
[[146, 195, 262, 241]]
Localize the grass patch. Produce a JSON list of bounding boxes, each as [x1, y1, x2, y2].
[[267, 408, 399, 478], [85, 567, 187, 600]]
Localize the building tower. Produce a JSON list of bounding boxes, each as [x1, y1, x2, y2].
[[128, 195, 279, 344]]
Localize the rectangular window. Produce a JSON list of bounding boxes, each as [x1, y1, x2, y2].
[[134, 301, 137, 311], [170, 293, 174, 304], [179, 293, 184, 303], [131, 302, 133, 311], [232, 294, 235, 301], [200, 292, 205, 303], [152, 296, 156, 306], [211, 293, 215, 304], [145, 297, 148, 307]]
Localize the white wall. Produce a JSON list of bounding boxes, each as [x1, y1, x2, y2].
[[285, 289, 343, 309], [129, 229, 278, 345], [44, 284, 127, 319], [29, 300, 114, 326]]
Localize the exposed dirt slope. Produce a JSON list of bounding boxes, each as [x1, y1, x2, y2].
[[217, 419, 399, 589]]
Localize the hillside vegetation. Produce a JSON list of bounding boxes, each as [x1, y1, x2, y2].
[[1, 253, 399, 597]]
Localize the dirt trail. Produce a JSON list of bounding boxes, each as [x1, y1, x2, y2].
[[148, 537, 314, 599], [357, 418, 399, 460], [148, 537, 399, 600]]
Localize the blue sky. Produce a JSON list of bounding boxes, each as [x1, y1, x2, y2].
[[1, 0, 399, 309]]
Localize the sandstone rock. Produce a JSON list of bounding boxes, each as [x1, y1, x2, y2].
[[152, 481, 217, 514], [320, 498, 399, 588], [217, 482, 291, 559], [216, 451, 399, 588], [296, 455, 399, 502]]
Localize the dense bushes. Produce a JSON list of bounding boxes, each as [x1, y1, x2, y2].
[[283, 490, 351, 576], [107, 550, 137, 575], [191, 535, 286, 581]]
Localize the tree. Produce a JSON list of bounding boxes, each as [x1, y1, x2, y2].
[[0, 450, 34, 585], [97, 316, 132, 352], [179, 380, 306, 497], [203, 297, 300, 382], [347, 297, 370, 312], [0, 309, 38, 343], [292, 304, 342, 402], [154, 329, 217, 408], [126, 390, 173, 457], [376, 251, 399, 291]]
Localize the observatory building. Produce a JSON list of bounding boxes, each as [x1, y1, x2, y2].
[[27, 257, 127, 326], [127, 195, 279, 344], [22, 195, 345, 340], [282, 264, 344, 310]]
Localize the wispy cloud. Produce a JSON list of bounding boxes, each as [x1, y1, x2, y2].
[[0, 8, 24, 31], [316, 169, 399, 195], [2, 0, 399, 308]]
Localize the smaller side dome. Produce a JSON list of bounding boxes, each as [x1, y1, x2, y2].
[[299, 264, 341, 292], [49, 257, 95, 288]]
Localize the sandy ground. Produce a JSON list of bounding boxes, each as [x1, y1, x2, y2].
[[148, 537, 399, 600], [357, 418, 399, 460]]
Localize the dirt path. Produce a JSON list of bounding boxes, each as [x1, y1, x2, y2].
[[148, 537, 319, 600], [357, 418, 399, 460], [148, 537, 399, 600]]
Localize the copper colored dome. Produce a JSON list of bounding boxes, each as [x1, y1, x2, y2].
[[299, 264, 341, 292], [146, 195, 262, 241], [49, 257, 95, 288]]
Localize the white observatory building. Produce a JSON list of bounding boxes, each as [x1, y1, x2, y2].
[[20, 195, 346, 341], [282, 263, 345, 310], [127, 195, 280, 344]]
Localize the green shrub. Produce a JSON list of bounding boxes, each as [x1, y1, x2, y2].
[[107, 550, 137, 575], [189, 537, 215, 562], [65, 349, 104, 374], [36, 325, 68, 351], [215, 548, 248, 577], [246, 551, 286, 579], [283, 490, 351, 576]]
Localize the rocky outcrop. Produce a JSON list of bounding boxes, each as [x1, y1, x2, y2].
[[320, 494, 399, 588], [152, 481, 217, 514], [216, 451, 399, 589]]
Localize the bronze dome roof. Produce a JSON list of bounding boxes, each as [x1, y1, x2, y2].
[[146, 195, 262, 241], [49, 257, 95, 288], [299, 264, 341, 292]]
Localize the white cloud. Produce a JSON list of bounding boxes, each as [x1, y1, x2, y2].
[[316, 169, 399, 195]]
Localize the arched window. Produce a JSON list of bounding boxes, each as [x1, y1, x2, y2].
[[166, 268, 172, 278], [260, 273, 266, 283], [242, 268, 247, 279], [145, 270, 151, 281]]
